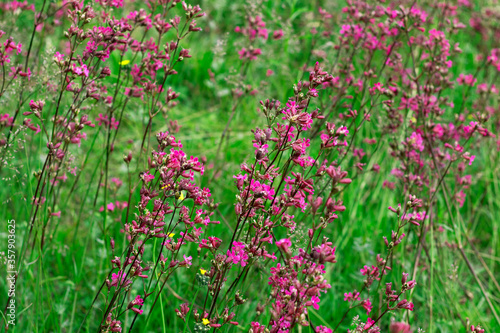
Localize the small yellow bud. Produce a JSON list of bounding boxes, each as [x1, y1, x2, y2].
[[119, 60, 130, 66], [202, 318, 210, 325], [200, 269, 207, 275]]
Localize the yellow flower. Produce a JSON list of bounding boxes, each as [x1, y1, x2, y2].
[[168, 233, 175, 238], [200, 269, 207, 275], [119, 59, 130, 66], [161, 184, 171, 190], [202, 318, 210, 326]]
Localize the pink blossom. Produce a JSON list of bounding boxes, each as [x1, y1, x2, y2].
[[315, 326, 332, 333], [273, 29, 284, 40], [457, 73, 477, 86], [142, 171, 154, 183], [361, 299, 373, 314]]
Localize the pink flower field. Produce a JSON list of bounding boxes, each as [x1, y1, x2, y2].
[[0, 0, 499, 332]]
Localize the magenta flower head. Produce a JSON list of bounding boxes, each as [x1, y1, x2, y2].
[[470, 325, 485, 333], [308, 195, 323, 215], [401, 272, 417, 291], [127, 295, 144, 312], [141, 171, 154, 183], [282, 100, 313, 131], [250, 322, 267, 333], [310, 242, 336, 264], [53, 51, 65, 64], [396, 299, 414, 311], [315, 325, 332, 333], [175, 303, 190, 320], [276, 238, 292, 257], [306, 295, 321, 310], [179, 255, 192, 267], [361, 299, 373, 314], [273, 29, 284, 40], [343, 291, 360, 302], [28, 100, 45, 113], [457, 73, 477, 86], [227, 242, 249, 267]]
